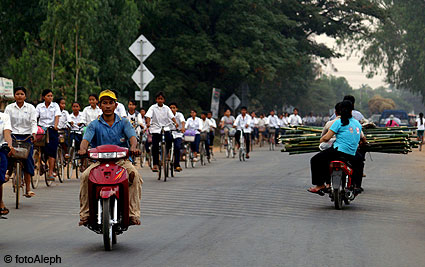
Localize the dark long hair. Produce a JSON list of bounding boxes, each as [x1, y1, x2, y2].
[[340, 100, 353, 126], [420, 113, 424, 125]]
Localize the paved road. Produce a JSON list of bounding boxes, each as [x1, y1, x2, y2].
[[1, 147, 425, 267]]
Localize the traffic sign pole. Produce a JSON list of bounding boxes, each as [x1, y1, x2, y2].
[[140, 39, 143, 107], [129, 34, 155, 108]]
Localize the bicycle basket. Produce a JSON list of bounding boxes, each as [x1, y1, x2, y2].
[[228, 128, 237, 137], [184, 135, 195, 142], [200, 132, 208, 141], [172, 131, 184, 139], [11, 141, 31, 159], [58, 130, 66, 143], [34, 133, 47, 147]]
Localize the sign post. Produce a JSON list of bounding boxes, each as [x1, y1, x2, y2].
[[129, 34, 155, 107], [225, 93, 241, 116], [210, 88, 221, 119]]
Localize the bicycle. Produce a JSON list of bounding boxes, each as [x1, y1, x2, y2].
[[157, 123, 174, 182], [32, 130, 49, 188], [269, 127, 276, 151], [219, 130, 225, 153], [67, 125, 85, 180], [34, 128, 53, 187], [10, 136, 32, 209], [238, 130, 246, 161], [199, 132, 209, 166], [226, 128, 236, 158], [183, 133, 196, 168], [56, 129, 67, 183]]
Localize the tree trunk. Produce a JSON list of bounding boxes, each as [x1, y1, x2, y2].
[[50, 38, 56, 90], [74, 26, 79, 102]]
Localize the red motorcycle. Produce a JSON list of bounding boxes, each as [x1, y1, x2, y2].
[[84, 145, 131, 251], [327, 160, 356, 210]]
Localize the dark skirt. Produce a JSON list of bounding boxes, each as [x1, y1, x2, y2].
[[44, 128, 59, 159]]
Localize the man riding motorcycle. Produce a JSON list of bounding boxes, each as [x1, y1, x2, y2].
[[78, 90, 142, 226]]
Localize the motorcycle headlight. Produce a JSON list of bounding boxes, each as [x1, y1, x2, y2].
[[89, 151, 127, 159]]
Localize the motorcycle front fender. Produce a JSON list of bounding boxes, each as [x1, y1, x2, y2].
[[99, 186, 120, 199]]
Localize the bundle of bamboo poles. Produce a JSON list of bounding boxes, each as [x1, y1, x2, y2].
[[279, 126, 419, 155]]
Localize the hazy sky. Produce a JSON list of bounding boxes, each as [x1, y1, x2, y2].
[[315, 35, 387, 89]]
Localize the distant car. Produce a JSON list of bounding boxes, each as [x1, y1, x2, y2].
[[379, 110, 408, 127], [368, 114, 381, 124]]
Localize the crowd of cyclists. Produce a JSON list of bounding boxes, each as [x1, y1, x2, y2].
[[0, 83, 332, 219]]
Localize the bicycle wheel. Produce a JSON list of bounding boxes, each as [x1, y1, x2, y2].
[[200, 142, 205, 166], [170, 146, 174, 178], [56, 147, 64, 183], [15, 163, 22, 209], [185, 146, 189, 168], [31, 149, 40, 189], [163, 143, 168, 181], [67, 147, 74, 179], [75, 158, 81, 179], [225, 141, 230, 158], [44, 156, 53, 187]]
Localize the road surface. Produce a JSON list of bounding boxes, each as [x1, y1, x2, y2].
[[1, 147, 425, 266]]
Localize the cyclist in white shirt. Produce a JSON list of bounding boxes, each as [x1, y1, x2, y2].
[[57, 98, 70, 130], [186, 109, 203, 161], [416, 112, 425, 150], [36, 89, 61, 181], [137, 108, 147, 129], [145, 92, 178, 172], [68, 102, 86, 151], [207, 111, 217, 153], [127, 99, 140, 130], [267, 110, 279, 129], [267, 110, 279, 144], [200, 112, 213, 159], [234, 106, 252, 158], [250, 112, 259, 145], [4, 87, 37, 198], [169, 103, 185, 171], [82, 94, 102, 125], [288, 108, 302, 126], [0, 111, 13, 216]]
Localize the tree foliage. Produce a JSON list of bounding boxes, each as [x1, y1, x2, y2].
[[1, 0, 384, 112], [346, 0, 425, 100]]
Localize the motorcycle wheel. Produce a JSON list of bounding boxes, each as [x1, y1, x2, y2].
[[334, 189, 343, 210], [102, 198, 113, 251]]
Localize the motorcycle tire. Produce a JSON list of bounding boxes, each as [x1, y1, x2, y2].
[[102, 198, 113, 251]]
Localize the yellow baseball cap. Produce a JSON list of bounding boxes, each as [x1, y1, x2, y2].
[[99, 89, 117, 101]]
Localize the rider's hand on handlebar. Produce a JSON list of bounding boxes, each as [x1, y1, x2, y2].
[[130, 146, 141, 157], [78, 148, 87, 156]]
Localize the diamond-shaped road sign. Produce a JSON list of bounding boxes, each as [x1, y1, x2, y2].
[[129, 35, 155, 63], [131, 64, 155, 90], [129, 34, 155, 95], [225, 93, 241, 111]]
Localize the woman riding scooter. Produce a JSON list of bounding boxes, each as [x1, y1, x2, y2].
[[308, 100, 366, 194]]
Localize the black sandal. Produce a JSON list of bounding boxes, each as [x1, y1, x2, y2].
[[0, 207, 10, 215]]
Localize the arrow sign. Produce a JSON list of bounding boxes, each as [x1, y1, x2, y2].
[[129, 35, 155, 62], [225, 93, 241, 111], [132, 64, 155, 90]]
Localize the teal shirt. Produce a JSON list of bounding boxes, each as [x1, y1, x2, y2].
[[330, 118, 361, 156], [83, 114, 136, 148]]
